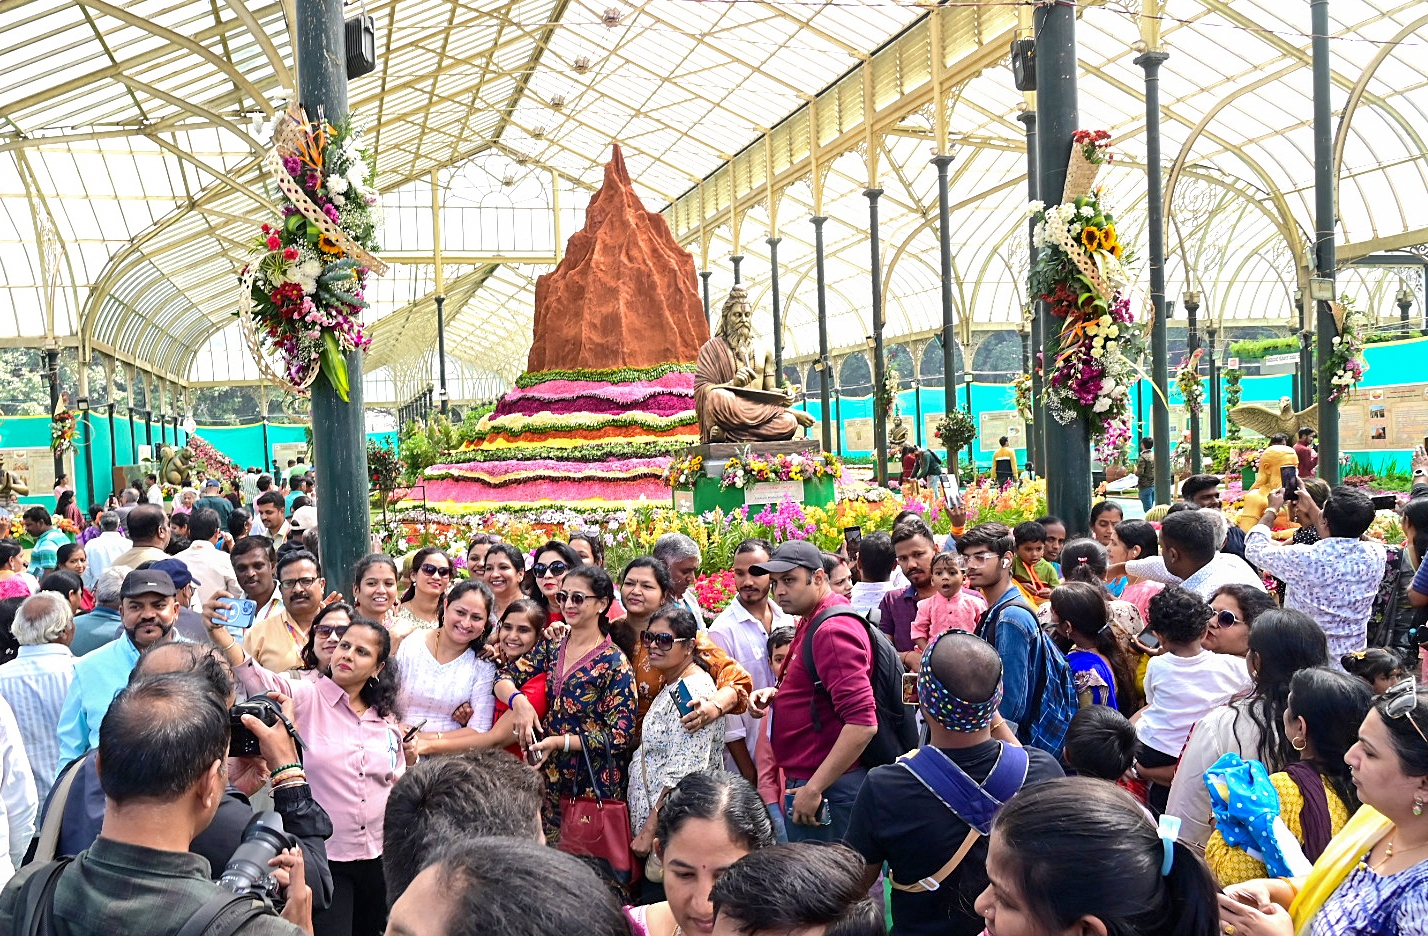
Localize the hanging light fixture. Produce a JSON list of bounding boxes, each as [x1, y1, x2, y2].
[[550, 94, 566, 109], [602, 7, 622, 27], [531, 125, 547, 139], [573, 56, 591, 73]]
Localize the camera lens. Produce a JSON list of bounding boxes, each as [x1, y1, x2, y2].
[[219, 811, 298, 896]]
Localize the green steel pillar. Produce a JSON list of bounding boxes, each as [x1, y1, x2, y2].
[[298, 0, 370, 598], [1311, 0, 1339, 484], [1034, 1, 1090, 535]]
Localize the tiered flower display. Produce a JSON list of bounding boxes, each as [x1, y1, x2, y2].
[[239, 108, 384, 401], [186, 435, 239, 482], [1029, 130, 1143, 450], [418, 363, 700, 510]]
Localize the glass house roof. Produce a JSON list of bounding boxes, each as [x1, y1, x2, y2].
[[0, 0, 1424, 403]]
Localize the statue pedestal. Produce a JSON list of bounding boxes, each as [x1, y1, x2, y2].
[[671, 442, 837, 514]]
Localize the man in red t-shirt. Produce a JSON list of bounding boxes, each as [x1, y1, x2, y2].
[[1295, 426, 1318, 477], [749, 541, 877, 843]]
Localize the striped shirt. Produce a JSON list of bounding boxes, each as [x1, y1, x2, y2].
[[26, 528, 68, 578], [0, 644, 74, 803]]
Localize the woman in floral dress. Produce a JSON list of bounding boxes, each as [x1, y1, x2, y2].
[[497, 563, 637, 840]]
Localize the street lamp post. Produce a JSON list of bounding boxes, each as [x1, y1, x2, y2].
[[1207, 323, 1220, 441], [1183, 290, 1201, 474], [963, 373, 974, 476]]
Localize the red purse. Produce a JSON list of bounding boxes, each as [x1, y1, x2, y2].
[[558, 735, 639, 889]]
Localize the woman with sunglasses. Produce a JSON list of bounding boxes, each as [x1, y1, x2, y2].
[[1166, 609, 1329, 849], [484, 542, 528, 619], [210, 613, 415, 936], [496, 564, 637, 841], [1219, 681, 1428, 936], [394, 578, 498, 740], [611, 557, 751, 740], [392, 547, 452, 641], [1203, 583, 1277, 659], [352, 554, 400, 629], [529, 540, 582, 625], [629, 605, 726, 868], [288, 601, 354, 679], [1207, 667, 1370, 885]]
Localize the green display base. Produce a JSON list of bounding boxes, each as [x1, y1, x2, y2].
[[672, 473, 836, 514]]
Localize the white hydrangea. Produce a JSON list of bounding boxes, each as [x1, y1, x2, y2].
[[326, 174, 349, 195]]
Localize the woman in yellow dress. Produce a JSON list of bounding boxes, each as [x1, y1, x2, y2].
[[1206, 667, 1371, 885]]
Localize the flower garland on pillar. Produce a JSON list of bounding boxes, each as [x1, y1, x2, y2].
[[1029, 131, 1143, 461], [1324, 295, 1368, 401], [238, 107, 387, 401], [1176, 348, 1205, 416]]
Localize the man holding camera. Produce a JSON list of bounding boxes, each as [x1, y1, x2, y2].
[[37, 642, 334, 912], [0, 672, 312, 934]]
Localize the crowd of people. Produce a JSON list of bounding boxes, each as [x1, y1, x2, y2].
[[0, 448, 1427, 936]]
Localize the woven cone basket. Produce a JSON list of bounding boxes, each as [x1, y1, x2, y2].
[[1062, 147, 1101, 204]]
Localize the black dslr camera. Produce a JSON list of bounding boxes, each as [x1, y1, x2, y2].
[[219, 811, 299, 900], [229, 695, 286, 758]]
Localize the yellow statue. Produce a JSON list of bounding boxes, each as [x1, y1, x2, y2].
[[1237, 443, 1300, 531]]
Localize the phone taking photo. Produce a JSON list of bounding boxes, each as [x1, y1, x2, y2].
[[1279, 464, 1300, 501], [216, 597, 258, 636]]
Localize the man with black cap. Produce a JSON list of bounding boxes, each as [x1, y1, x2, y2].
[[55, 568, 182, 770], [846, 632, 1062, 936], [747, 540, 876, 843]]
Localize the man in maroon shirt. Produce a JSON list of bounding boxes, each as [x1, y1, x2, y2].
[[1295, 426, 1318, 477], [748, 541, 877, 843]]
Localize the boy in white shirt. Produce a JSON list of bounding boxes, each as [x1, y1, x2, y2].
[[1133, 583, 1252, 811]]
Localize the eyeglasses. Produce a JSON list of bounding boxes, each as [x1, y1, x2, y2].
[[280, 576, 319, 590], [534, 561, 569, 578], [641, 630, 693, 651], [555, 591, 590, 607], [419, 563, 452, 578], [316, 624, 349, 639], [1381, 678, 1428, 746], [1208, 610, 1244, 630], [961, 552, 1000, 565]]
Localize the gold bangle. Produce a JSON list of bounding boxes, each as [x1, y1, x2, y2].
[[220, 637, 236, 652]]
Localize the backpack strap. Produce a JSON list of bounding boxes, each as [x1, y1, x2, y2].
[[896, 743, 1030, 835], [889, 828, 979, 894], [801, 606, 873, 734], [11, 858, 73, 936], [29, 756, 87, 866], [173, 891, 272, 936]]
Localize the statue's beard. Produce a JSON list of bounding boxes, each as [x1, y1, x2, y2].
[[722, 317, 753, 360]]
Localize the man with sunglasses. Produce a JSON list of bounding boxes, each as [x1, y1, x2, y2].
[[241, 550, 325, 672]]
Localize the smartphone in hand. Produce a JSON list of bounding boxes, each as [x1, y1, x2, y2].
[[1279, 464, 1299, 501], [673, 679, 696, 719], [217, 597, 258, 636]]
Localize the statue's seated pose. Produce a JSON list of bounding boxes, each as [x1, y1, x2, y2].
[[694, 286, 815, 443]]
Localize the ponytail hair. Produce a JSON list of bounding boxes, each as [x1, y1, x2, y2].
[[992, 777, 1219, 936], [1050, 581, 1137, 716]]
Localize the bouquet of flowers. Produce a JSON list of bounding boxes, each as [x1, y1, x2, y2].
[[1325, 296, 1367, 402], [239, 106, 386, 401], [662, 452, 705, 489], [935, 409, 977, 453], [51, 409, 76, 457], [1028, 131, 1142, 450], [1012, 373, 1034, 424], [1177, 349, 1205, 415], [718, 449, 841, 491]]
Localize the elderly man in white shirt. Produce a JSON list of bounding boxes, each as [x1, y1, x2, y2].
[[82, 511, 132, 590], [1111, 507, 1266, 600], [1245, 484, 1385, 666], [174, 506, 239, 608], [0, 592, 75, 802], [708, 538, 793, 780]]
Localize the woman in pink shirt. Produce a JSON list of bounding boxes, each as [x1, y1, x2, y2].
[[210, 614, 416, 936], [911, 552, 987, 650]]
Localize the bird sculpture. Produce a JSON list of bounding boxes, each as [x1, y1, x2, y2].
[[1228, 396, 1318, 441]]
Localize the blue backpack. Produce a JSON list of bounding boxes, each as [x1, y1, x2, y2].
[[976, 593, 1077, 757]]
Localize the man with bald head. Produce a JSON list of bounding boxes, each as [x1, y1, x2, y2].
[[846, 631, 1063, 936]]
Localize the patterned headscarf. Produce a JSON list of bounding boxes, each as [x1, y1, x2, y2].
[[917, 630, 1004, 731]]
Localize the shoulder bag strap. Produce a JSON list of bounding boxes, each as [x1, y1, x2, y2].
[[800, 606, 872, 733], [173, 892, 270, 936], [889, 828, 980, 894], [574, 730, 604, 802], [31, 757, 87, 865], [12, 858, 72, 936]]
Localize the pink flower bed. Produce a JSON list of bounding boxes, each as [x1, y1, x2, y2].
[[423, 476, 669, 505], [430, 456, 671, 479], [495, 392, 694, 419], [518, 372, 694, 397]]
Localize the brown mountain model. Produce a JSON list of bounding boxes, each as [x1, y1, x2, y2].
[[526, 145, 710, 373]]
